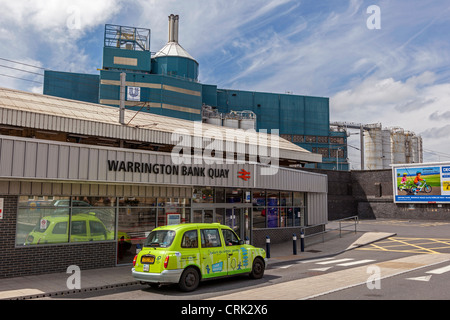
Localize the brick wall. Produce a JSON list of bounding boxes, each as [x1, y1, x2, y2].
[[0, 195, 116, 279], [303, 169, 450, 221]]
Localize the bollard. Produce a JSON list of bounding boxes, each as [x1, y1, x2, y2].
[[300, 231, 305, 252], [293, 234, 297, 255], [245, 236, 250, 245], [266, 236, 271, 259]]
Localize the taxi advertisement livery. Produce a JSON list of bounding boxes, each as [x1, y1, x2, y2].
[[132, 223, 267, 292]]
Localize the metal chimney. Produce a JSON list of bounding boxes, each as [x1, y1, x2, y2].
[[168, 14, 179, 43], [173, 15, 179, 43], [168, 14, 174, 42]]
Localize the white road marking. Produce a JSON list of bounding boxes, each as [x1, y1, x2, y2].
[[309, 267, 332, 272], [300, 257, 334, 264], [337, 260, 376, 267], [316, 258, 354, 265], [406, 275, 432, 282], [426, 265, 450, 275]]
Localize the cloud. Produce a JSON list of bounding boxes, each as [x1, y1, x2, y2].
[[0, 0, 124, 91], [1, 0, 450, 164]]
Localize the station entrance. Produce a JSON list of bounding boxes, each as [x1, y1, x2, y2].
[[192, 203, 252, 243]]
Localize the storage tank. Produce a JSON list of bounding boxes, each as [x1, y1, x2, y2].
[[410, 135, 419, 163], [223, 112, 240, 129], [391, 128, 406, 164], [364, 126, 383, 170], [381, 130, 392, 169], [239, 111, 257, 130], [206, 116, 222, 127]]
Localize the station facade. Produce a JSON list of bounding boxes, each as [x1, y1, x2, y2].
[[0, 87, 327, 278]]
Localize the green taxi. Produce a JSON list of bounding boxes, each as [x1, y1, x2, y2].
[[24, 213, 130, 246], [132, 223, 267, 292]]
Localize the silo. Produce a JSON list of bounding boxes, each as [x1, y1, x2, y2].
[[364, 126, 383, 170], [418, 136, 424, 163], [381, 129, 392, 169], [239, 111, 257, 130], [410, 135, 419, 163], [153, 14, 199, 81], [206, 115, 223, 127], [223, 112, 240, 129], [391, 129, 406, 164]]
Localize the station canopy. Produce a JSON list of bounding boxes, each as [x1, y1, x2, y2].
[[0, 87, 322, 166]]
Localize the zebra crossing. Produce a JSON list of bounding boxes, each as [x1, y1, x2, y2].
[[302, 257, 376, 269], [272, 256, 450, 283], [271, 257, 377, 271]]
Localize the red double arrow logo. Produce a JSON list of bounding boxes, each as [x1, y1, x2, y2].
[[238, 169, 251, 181]]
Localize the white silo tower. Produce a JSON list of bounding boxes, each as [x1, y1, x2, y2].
[[391, 128, 406, 164], [364, 124, 383, 170], [381, 129, 392, 169]]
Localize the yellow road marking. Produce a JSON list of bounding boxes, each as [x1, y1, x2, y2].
[[357, 237, 450, 254]]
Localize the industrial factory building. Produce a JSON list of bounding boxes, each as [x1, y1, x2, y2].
[[43, 15, 349, 171], [364, 125, 423, 170], [331, 122, 423, 170]]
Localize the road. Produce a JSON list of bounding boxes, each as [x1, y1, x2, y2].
[[41, 219, 450, 301]]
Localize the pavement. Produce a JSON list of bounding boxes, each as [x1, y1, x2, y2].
[[0, 221, 395, 300]]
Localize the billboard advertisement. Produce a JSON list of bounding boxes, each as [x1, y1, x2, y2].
[[393, 163, 450, 203]]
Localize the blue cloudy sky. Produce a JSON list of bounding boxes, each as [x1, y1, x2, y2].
[[0, 0, 449, 168]]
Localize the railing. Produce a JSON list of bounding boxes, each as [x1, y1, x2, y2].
[[300, 215, 359, 244], [329, 216, 359, 238]]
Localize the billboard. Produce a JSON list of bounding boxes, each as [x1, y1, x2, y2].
[[393, 163, 450, 203]]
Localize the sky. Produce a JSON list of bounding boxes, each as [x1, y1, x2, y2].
[[0, 0, 450, 168]]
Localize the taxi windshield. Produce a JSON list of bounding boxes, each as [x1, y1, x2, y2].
[[144, 230, 176, 248]]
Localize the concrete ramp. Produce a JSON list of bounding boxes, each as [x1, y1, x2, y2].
[[346, 232, 396, 251]]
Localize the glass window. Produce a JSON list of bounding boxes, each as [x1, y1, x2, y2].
[[252, 207, 266, 229], [226, 188, 243, 203], [215, 188, 225, 203], [286, 208, 294, 227], [222, 229, 240, 246], [193, 188, 214, 203], [71, 220, 87, 236], [17, 200, 70, 246], [267, 207, 279, 228], [215, 208, 225, 224], [280, 192, 292, 206], [252, 190, 266, 206], [144, 230, 176, 248], [267, 192, 279, 206], [293, 192, 305, 207], [90, 220, 108, 237], [52, 222, 68, 235], [119, 197, 156, 207], [181, 230, 198, 248], [201, 229, 222, 248], [279, 207, 287, 227]]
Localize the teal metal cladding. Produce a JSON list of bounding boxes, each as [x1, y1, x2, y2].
[[215, 89, 329, 136], [99, 70, 202, 121], [102, 47, 152, 72], [43, 71, 99, 104], [152, 56, 199, 82]]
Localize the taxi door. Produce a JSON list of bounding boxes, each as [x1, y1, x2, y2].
[[222, 228, 251, 275], [199, 228, 228, 279]]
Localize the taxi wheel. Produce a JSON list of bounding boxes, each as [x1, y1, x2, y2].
[[249, 257, 265, 279], [179, 267, 200, 292]]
